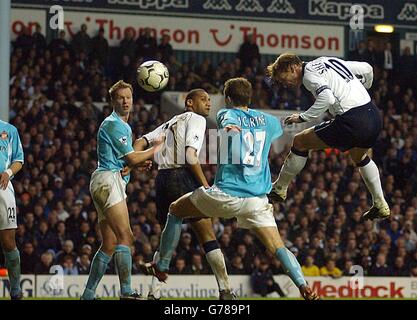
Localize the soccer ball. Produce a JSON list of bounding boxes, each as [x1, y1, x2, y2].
[[137, 60, 169, 92]]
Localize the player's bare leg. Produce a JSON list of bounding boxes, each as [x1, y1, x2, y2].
[[81, 220, 116, 300], [269, 127, 329, 203], [0, 229, 22, 300], [349, 148, 390, 220], [251, 226, 319, 300], [191, 218, 235, 300], [140, 193, 206, 282], [105, 201, 143, 300]]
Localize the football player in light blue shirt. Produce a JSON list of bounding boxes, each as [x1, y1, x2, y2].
[[0, 120, 24, 299], [81, 80, 163, 300], [140, 78, 319, 300]]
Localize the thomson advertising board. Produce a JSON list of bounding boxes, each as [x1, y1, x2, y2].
[[10, 8, 344, 57], [2, 275, 417, 299]]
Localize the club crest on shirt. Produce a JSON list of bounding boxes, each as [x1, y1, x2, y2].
[[118, 136, 128, 145], [0, 131, 8, 140]]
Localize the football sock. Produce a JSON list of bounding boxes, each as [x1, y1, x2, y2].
[[275, 247, 306, 288], [114, 245, 134, 296], [149, 251, 163, 298], [4, 248, 21, 297], [157, 213, 183, 272], [82, 250, 111, 300], [274, 148, 308, 190], [204, 240, 230, 292], [358, 157, 385, 204]]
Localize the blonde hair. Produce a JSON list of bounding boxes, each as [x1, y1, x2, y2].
[[108, 80, 133, 101], [266, 52, 302, 79]]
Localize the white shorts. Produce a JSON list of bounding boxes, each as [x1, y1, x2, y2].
[[90, 171, 127, 222], [189, 186, 276, 229], [0, 182, 17, 230]]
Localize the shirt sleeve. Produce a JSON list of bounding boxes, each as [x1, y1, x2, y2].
[[143, 123, 165, 146], [345, 61, 374, 89], [104, 122, 134, 159], [11, 126, 24, 164], [268, 114, 283, 141], [185, 114, 206, 153], [216, 109, 240, 129], [300, 70, 336, 122]]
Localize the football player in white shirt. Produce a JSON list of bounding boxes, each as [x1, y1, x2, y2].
[[267, 53, 389, 221], [129, 89, 234, 300]]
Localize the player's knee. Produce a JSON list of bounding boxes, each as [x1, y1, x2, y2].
[[116, 228, 134, 246], [0, 234, 16, 252], [101, 242, 116, 256], [292, 133, 307, 152], [169, 201, 180, 215]]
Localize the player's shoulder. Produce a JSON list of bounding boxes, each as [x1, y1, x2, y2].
[[101, 113, 129, 132], [0, 120, 18, 133], [216, 107, 237, 119], [304, 57, 330, 74], [186, 111, 206, 123]]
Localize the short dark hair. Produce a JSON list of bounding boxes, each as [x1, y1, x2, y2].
[[223, 77, 252, 107], [184, 88, 206, 109]]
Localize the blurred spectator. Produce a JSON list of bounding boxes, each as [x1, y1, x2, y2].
[[61, 255, 78, 275], [190, 253, 210, 275], [14, 26, 34, 54], [72, 24, 91, 55], [119, 29, 137, 61], [369, 254, 392, 276], [20, 242, 37, 274], [136, 28, 157, 60], [49, 31, 70, 56], [32, 23, 46, 54], [76, 253, 91, 274], [91, 28, 109, 65], [55, 240, 77, 264], [251, 258, 286, 297], [34, 251, 54, 274], [237, 34, 260, 69], [170, 257, 192, 274], [302, 255, 320, 276], [320, 259, 342, 278], [158, 35, 174, 63], [392, 257, 409, 276]]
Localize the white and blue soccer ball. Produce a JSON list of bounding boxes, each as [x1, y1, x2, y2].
[[137, 60, 169, 92]]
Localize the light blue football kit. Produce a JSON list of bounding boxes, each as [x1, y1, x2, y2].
[[82, 111, 135, 300], [0, 120, 24, 298], [215, 107, 282, 197], [95, 111, 134, 183]]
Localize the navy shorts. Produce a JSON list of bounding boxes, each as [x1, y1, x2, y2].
[[155, 167, 201, 227], [314, 102, 382, 152]]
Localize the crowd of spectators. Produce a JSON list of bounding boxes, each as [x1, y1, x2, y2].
[[3, 24, 417, 280]]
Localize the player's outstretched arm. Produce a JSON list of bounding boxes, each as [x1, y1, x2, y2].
[[124, 134, 165, 167], [133, 137, 149, 152]]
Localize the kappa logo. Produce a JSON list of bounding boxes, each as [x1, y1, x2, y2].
[[0, 131, 8, 140], [202, 0, 232, 10], [236, 0, 264, 12], [267, 0, 295, 14], [119, 136, 128, 145], [309, 0, 383, 20], [398, 3, 417, 21]]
